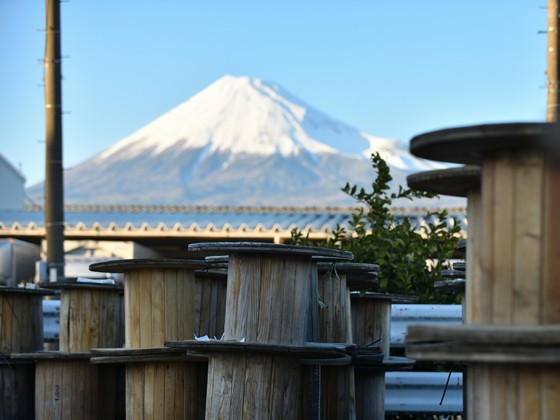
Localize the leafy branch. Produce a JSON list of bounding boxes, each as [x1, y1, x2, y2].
[[292, 152, 462, 303]]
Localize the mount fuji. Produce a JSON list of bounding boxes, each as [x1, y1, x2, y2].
[[28, 75, 459, 207]]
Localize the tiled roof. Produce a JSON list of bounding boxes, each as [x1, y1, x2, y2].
[[0, 205, 467, 236]]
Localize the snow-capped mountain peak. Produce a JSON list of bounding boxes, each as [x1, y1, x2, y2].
[[98, 75, 370, 161], [28, 75, 462, 207]]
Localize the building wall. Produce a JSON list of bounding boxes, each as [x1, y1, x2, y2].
[[0, 154, 26, 210]]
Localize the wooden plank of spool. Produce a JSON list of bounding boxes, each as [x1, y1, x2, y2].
[[467, 364, 560, 420], [407, 324, 560, 344], [406, 324, 560, 363], [316, 262, 362, 343], [90, 346, 206, 364], [512, 151, 544, 325], [466, 185, 483, 323], [543, 160, 560, 323], [166, 339, 351, 357], [194, 269, 228, 339], [409, 122, 552, 164]]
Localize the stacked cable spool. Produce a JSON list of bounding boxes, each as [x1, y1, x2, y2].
[[89, 259, 209, 420], [315, 262, 384, 419], [166, 242, 360, 419], [407, 165, 480, 321], [346, 266, 416, 420], [436, 262, 466, 295], [1, 286, 52, 419], [405, 123, 560, 419], [12, 281, 125, 420], [435, 239, 468, 297], [193, 262, 228, 340]]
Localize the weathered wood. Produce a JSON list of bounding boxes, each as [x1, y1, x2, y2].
[[316, 263, 357, 420], [0, 288, 50, 354], [194, 269, 227, 339], [543, 159, 560, 323], [476, 150, 557, 324], [51, 283, 124, 352], [34, 358, 123, 420], [465, 184, 483, 323], [354, 370, 384, 420], [224, 253, 312, 345], [406, 165, 481, 197], [350, 292, 394, 420], [409, 122, 552, 165], [318, 267, 352, 343], [183, 243, 353, 419], [90, 260, 212, 419], [91, 259, 209, 419], [466, 364, 560, 420], [90, 347, 206, 364], [0, 359, 35, 420], [407, 324, 560, 344], [409, 123, 560, 419], [205, 353, 303, 419], [320, 366, 356, 420], [92, 260, 204, 348], [434, 278, 465, 292], [188, 242, 353, 260], [351, 294, 391, 358], [166, 339, 351, 359]]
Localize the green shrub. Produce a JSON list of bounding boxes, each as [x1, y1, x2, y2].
[[291, 152, 462, 303]]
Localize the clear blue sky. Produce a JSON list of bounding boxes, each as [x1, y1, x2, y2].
[[1, 1, 548, 187]]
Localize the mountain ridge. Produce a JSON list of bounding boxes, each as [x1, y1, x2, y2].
[[27, 75, 462, 208]]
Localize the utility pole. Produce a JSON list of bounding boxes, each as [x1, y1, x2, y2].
[[547, 0, 560, 122], [44, 0, 65, 282]]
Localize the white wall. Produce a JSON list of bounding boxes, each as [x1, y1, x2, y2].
[[0, 154, 26, 210]]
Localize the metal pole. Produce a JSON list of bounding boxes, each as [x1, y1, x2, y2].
[[547, 0, 560, 122], [44, 0, 65, 282]]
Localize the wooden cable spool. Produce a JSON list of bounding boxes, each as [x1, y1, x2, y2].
[[41, 282, 124, 352], [0, 287, 52, 419], [166, 340, 352, 420], [11, 352, 124, 420], [186, 242, 353, 420], [409, 122, 560, 419], [91, 347, 207, 420], [316, 262, 378, 420], [407, 165, 481, 319], [350, 291, 416, 420], [90, 259, 210, 420], [90, 259, 208, 348], [0, 287, 52, 354]]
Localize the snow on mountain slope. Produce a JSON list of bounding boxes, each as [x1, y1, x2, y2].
[[98, 75, 339, 160], [97, 75, 440, 169], [28, 75, 461, 207]]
